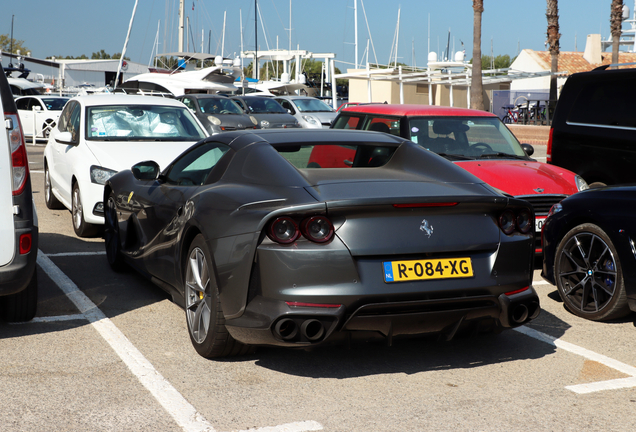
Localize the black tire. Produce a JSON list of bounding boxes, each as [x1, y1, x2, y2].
[[503, 115, 512, 124], [104, 192, 126, 271], [554, 223, 629, 321], [44, 163, 64, 209], [72, 182, 100, 238], [184, 235, 253, 358], [1, 269, 38, 322]]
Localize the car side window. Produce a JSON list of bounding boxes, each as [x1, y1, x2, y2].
[[165, 142, 230, 186], [182, 98, 195, 111], [57, 101, 75, 132], [68, 103, 81, 141], [16, 98, 30, 110]]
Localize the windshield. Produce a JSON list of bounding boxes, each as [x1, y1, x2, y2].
[[41, 98, 69, 110], [293, 98, 334, 113], [241, 98, 286, 114], [199, 98, 243, 115], [409, 117, 527, 159], [86, 104, 206, 141]]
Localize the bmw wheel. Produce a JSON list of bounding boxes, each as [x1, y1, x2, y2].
[[104, 192, 126, 271], [184, 234, 252, 358], [554, 223, 629, 321]]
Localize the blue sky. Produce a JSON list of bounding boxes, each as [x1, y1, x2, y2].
[[3, 0, 626, 69]]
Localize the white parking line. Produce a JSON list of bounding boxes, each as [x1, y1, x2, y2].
[[36, 251, 323, 432], [515, 325, 636, 394], [37, 251, 217, 432], [46, 251, 106, 257]]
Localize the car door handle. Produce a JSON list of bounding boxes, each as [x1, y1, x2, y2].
[[344, 159, 353, 166]]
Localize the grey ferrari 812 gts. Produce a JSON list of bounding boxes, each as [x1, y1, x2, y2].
[[104, 129, 540, 358]]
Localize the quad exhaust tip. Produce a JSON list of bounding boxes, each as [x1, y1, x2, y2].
[[274, 318, 327, 342]]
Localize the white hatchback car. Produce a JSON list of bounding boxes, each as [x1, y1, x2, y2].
[[43, 94, 207, 237], [15, 95, 69, 139]]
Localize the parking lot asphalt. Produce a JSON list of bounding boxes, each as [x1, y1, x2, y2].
[[1, 142, 635, 432]]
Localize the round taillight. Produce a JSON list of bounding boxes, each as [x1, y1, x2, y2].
[[499, 210, 515, 235], [268, 217, 299, 244], [516, 209, 532, 234], [301, 216, 334, 243]]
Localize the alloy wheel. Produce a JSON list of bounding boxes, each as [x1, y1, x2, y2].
[[556, 231, 618, 315], [185, 247, 212, 344]]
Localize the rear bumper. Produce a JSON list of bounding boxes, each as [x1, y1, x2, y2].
[[0, 226, 38, 296], [225, 286, 540, 347]]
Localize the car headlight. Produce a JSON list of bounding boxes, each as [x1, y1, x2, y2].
[[249, 116, 258, 125], [547, 202, 563, 217], [575, 175, 589, 191], [90, 165, 118, 185], [301, 115, 320, 126], [207, 115, 222, 125], [260, 120, 270, 128]]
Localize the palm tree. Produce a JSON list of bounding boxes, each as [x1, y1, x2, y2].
[[611, 0, 624, 68], [470, 0, 484, 111], [546, 0, 560, 113]]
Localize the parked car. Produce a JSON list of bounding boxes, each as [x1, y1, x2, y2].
[[104, 128, 540, 358], [177, 94, 258, 134], [548, 67, 636, 187], [43, 94, 208, 237], [541, 185, 636, 321], [273, 96, 337, 128], [15, 95, 69, 139], [332, 104, 589, 253], [0, 64, 38, 322], [230, 96, 300, 129]]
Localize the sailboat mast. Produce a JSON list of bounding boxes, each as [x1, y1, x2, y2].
[[178, 0, 185, 53], [114, 0, 138, 90], [354, 0, 358, 69], [222, 11, 227, 58], [255, 0, 258, 80]]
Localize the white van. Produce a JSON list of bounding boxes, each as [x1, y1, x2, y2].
[[0, 64, 38, 321]]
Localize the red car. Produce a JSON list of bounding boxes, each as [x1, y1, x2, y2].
[[330, 104, 589, 254]]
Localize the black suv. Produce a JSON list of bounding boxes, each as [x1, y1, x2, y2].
[[548, 67, 636, 186], [0, 63, 38, 321]]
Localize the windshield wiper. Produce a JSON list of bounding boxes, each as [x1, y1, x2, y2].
[[436, 153, 474, 161], [478, 152, 528, 160]]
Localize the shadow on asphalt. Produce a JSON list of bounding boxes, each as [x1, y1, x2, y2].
[[248, 319, 565, 378]]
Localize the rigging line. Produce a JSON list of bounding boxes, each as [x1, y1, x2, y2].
[[195, 0, 223, 54], [359, 0, 378, 66], [137, 0, 158, 62]]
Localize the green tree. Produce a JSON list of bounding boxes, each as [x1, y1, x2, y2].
[[0, 34, 30, 54], [481, 54, 514, 70], [91, 49, 111, 59]]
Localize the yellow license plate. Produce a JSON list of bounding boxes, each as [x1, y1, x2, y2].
[[383, 258, 474, 283]]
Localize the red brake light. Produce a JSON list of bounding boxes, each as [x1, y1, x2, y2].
[[499, 210, 516, 235], [546, 127, 553, 163], [286, 302, 341, 308], [19, 233, 32, 254], [393, 202, 458, 208], [301, 216, 334, 243], [6, 113, 29, 196], [504, 286, 529, 296], [267, 217, 300, 244]]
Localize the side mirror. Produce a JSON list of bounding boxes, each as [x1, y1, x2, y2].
[[131, 161, 161, 181], [33, 106, 42, 111], [55, 131, 75, 145], [521, 143, 534, 156]]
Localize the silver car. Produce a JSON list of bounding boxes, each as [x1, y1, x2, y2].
[[274, 96, 337, 128]]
